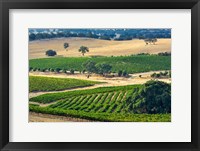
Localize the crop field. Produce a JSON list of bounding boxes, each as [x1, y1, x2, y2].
[[29, 84, 171, 122], [30, 85, 140, 103], [29, 104, 170, 122], [29, 76, 101, 92], [29, 55, 171, 74], [29, 38, 171, 59]]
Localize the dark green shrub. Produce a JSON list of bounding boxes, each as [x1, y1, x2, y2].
[[45, 50, 57, 56]]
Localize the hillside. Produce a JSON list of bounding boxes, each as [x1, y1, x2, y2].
[[29, 55, 171, 74], [29, 38, 171, 59]]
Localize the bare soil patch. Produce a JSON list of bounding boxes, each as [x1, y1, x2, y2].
[[29, 112, 93, 122]]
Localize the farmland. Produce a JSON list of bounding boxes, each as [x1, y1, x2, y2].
[[29, 76, 101, 92], [29, 55, 171, 74], [29, 38, 171, 59], [30, 85, 140, 103], [29, 29, 171, 122], [30, 104, 170, 122], [29, 82, 171, 122]]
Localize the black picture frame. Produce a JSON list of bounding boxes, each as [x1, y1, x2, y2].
[[0, 0, 199, 150]]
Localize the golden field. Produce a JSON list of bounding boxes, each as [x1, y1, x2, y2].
[[29, 38, 171, 59]]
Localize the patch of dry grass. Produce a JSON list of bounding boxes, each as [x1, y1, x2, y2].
[[29, 38, 171, 59]]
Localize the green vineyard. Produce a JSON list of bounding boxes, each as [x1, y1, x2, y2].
[[29, 82, 171, 122], [29, 55, 171, 74], [29, 85, 139, 103], [29, 76, 101, 92], [48, 90, 128, 113]]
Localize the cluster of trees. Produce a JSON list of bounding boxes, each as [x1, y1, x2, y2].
[[151, 71, 171, 78], [126, 80, 171, 114], [82, 60, 129, 77], [136, 53, 150, 56], [29, 29, 171, 41], [144, 38, 157, 45], [158, 52, 171, 56], [82, 61, 112, 77], [133, 52, 170, 56]]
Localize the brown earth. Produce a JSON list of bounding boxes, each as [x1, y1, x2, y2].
[[29, 37, 171, 59], [29, 112, 93, 122]]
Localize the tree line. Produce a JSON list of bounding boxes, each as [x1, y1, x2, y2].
[[29, 29, 171, 41]]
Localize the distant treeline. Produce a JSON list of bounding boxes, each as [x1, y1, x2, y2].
[[29, 28, 171, 41]]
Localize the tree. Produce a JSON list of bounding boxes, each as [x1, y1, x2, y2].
[[79, 46, 89, 56], [122, 70, 128, 77], [96, 63, 112, 76], [169, 71, 171, 78], [70, 69, 74, 74], [41, 68, 46, 72], [50, 68, 54, 72], [29, 33, 36, 41], [82, 61, 98, 74], [29, 67, 33, 71], [163, 71, 168, 76], [33, 68, 37, 71], [55, 68, 61, 73], [45, 50, 57, 56], [158, 52, 171, 56], [118, 70, 123, 77], [64, 42, 69, 51], [156, 73, 160, 78], [152, 38, 157, 45], [144, 38, 157, 45], [127, 80, 171, 114], [151, 73, 157, 78], [62, 69, 67, 73]]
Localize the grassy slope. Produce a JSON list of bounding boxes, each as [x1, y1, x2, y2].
[[29, 55, 171, 74], [29, 76, 101, 92]]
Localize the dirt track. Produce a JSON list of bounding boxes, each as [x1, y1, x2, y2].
[[29, 71, 171, 98]]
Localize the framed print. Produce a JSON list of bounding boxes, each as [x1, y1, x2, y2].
[[0, 0, 200, 151]]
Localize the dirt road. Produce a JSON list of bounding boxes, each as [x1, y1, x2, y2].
[[29, 71, 171, 98]]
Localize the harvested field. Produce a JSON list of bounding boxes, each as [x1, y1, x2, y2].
[[29, 38, 171, 59]]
